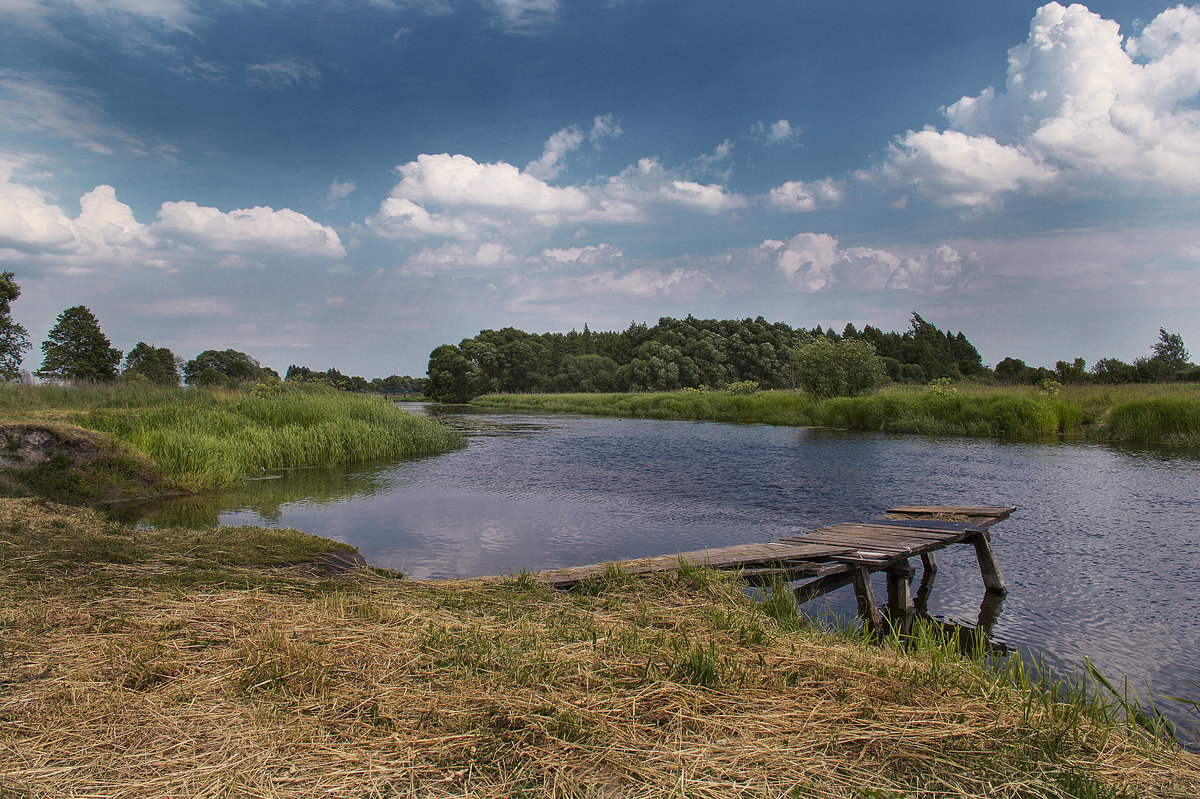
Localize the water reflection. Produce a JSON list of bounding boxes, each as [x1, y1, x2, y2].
[[109, 462, 395, 528]]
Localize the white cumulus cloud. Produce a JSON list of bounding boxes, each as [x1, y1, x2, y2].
[[768, 178, 843, 212], [369, 143, 745, 241], [883, 2, 1200, 206], [154, 201, 345, 258], [765, 233, 967, 292]]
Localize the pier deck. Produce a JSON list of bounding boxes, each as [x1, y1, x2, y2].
[[528, 504, 1015, 633]]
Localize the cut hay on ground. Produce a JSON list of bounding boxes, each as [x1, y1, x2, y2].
[[1, 500, 1198, 798]]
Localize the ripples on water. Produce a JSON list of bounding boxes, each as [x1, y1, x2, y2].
[[134, 404, 1200, 743]]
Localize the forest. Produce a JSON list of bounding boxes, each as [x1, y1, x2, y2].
[[427, 313, 989, 403], [426, 314, 1199, 403]]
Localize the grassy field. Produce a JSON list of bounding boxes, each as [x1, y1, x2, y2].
[[1, 497, 1197, 798], [0, 383, 465, 495], [472, 383, 1200, 445]]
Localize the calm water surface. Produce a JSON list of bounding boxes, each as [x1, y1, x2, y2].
[[135, 404, 1200, 740]]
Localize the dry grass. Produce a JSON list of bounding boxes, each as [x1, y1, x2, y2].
[[1, 501, 1198, 798]]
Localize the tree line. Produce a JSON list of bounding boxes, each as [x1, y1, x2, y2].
[[0, 272, 423, 391], [994, 328, 1197, 385], [427, 314, 1197, 403], [426, 313, 988, 402]]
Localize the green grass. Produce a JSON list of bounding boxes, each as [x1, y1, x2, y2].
[[0, 383, 466, 493], [472, 383, 1200, 445]]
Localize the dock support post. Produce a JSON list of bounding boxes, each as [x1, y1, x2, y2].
[[920, 552, 938, 575], [849, 567, 884, 635], [969, 530, 1007, 596], [885, 562, 915, 617]]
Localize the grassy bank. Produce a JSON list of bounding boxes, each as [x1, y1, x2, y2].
[[0, 383, 465, 495], [1, 497, 1196, 797], [472, 384, 1200, 444]]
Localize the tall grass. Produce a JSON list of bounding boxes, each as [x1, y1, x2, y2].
[[1, 383, 465, 491], [472, 383, 1200, 445]]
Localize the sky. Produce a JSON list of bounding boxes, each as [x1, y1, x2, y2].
[[2, 0, 1199, 378]]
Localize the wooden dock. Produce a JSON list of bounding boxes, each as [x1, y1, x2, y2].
[[528, 504, 1015, 634]]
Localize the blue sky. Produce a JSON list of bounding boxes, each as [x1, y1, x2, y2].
[[2, 1, 1198, 378]]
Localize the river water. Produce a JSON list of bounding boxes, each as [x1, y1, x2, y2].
[[132, 404, 1200, 741]]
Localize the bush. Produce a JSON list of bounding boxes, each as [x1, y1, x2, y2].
[[793, 338, 887, 399]]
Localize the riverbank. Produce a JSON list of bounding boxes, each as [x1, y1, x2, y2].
[[0, 383, 464, 500], [1, 497, 1197, 798], [471, 383, 1200, 445]]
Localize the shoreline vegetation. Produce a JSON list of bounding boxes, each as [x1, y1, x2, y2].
[[2, 497, 1198, 797], [470, 383, 1200, 447], [0, 382, 465, 502]]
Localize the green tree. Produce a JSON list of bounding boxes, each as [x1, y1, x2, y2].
[[123, 342, 181, 385], [0, 271, 31, 381], [36, 305, 122, 382], [1151, 328, 1189, 371], [793, 337, 887, 399], [184, 349, 275, 387], [426, 344, 486, 403]]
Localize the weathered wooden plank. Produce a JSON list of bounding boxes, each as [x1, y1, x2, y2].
[[887, 505, 1016, 519], [787, 527, 955, 547], [816, 522, 966, 539], [784, 527, 955, 545], [866, 519, 977, 534]]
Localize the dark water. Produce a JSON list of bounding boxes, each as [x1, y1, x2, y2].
[[131, 404, 1200, 741]]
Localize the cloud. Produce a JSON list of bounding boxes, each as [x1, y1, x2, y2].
[[1, 169, 344, 273], [246, 58, 322, 90], [402, 241, 517, 276], [0, 0, 198, 37], [589, 113, 622, 144], [764, 232, 967, 292], [370, 147, 745, 240], [509, 265, 713, 308], [487, 0, 558, 30], [601, 156, 743, 215], [541, 243, 623, 264], [524, 126, 585, 180], [0, 70, 159, 156], [881, 2, 1200, 206], [0, 172, 77, 254], [154, 201, 345, 258], [754, 119, 798, 144], [525, 115, 624, 180], [768, 178, 843, 212], [885, 129, 1057, 208], [326, 180, 356, 202]]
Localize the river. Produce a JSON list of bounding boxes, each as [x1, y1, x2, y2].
[[131, 403, 1200, 742]]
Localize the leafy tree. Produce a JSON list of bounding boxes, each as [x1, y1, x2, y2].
[[0, 272, 31, 381], [793, 337, 887, 399], [1055, 357, 1089, 384], [1151, 328, 1189, 371], [426, 344, 486, 403], [1090, 357, 1136, 384], [123, 342, 181, 385], [36, 305, 122, 382], [994, 357, 1033, 384], [184, 349, 276, 387]]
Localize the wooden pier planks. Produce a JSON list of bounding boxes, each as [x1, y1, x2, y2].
[[525, 504, 1014, 594]]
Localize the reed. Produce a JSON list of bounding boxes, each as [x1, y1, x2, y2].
[[0, 383, 465, 492], [473, 383, 1200, 445]]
